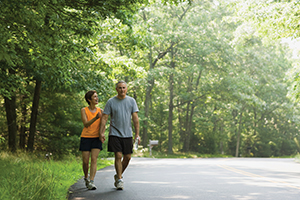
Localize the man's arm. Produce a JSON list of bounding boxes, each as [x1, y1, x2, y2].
[[132, 112, 140, 144], [99, 113, 108, 143]]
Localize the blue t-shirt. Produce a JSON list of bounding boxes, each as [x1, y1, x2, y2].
[[103, 96, 139, 138]]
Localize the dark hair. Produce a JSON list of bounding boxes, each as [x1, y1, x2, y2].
[[115, 80, 127, 88], [85, 90, 96, 105]]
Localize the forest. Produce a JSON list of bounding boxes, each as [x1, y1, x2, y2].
[[1, 0, 300, 158]]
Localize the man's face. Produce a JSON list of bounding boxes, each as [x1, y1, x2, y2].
[[116, 83, 127, 98]]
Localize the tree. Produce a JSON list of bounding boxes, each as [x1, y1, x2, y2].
[[0, 0, 148, 151], [228, 0, 300, 101]]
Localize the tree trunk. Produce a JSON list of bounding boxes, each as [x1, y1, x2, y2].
[[220, 125, 224, 154], [19, 94, 28, 149], [142, 39, 173, 147], [186, 104, 195, 152], [142, 84, 151, 147], [27, 79, 42, 151], [177, 99, 185, 151], [183, 102, 190, 152], [235, 109, 244, 157], [183, 71, 201, 152], [167, 46, 175, 154], [168, 72, 174, 154], [142, 47, 154, 148], [4, 95, 17, 152], [142, 10, 153, 148]]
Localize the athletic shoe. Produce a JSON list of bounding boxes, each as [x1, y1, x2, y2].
[[84, 178, 90, 188], [114, 174, 123, 188], [114, 174, 118, 187], [87, 181, 97, 190], [116, 179, 124, 190]]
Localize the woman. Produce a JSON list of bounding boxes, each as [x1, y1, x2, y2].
[[79, 90, 103, 190]]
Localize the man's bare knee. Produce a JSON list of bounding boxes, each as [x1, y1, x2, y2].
[[115, 152, 123, 160], [123, 154, 131, 162]]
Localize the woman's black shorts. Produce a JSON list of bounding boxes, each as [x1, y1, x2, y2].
[[108, 136, 133, 155], [79, 137, 103, 151]]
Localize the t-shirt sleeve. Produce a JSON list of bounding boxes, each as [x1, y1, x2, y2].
[[103, 99, 111, 115], [132, 98, 139, 114]]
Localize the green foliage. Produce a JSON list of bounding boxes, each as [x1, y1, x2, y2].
[[0, 151, 113, 200], [0, 135, 5, 145], [228, 0, 300, 101], [295, 153, 300, 163], [1, 0, 299, 159], [230, 0, 300, 39], [134, 150, 233, 158], [129, 0, 300, 157]]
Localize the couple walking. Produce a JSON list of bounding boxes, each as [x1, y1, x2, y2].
[[79, 80, 140, 190]]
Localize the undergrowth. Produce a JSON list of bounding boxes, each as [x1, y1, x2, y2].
[[0, 151, 113, 200]]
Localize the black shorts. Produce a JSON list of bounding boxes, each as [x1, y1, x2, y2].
[[79, 137, 103, 151], [108, 136, 133, 155]]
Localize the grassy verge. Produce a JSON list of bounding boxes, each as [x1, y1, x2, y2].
[[132, 149, 233, 158], [295, 153, 300, 163], [0, 151, 113, 200]]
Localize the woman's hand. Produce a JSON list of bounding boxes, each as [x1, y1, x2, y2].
[[100, 134, 106, 143], [95, 112, 102, 119]]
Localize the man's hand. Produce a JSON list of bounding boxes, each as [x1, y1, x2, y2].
[[135, 136, 141, 145], [99, 113, 109, 143]]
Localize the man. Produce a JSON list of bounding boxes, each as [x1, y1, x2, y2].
[[99, 80, 140, 190]]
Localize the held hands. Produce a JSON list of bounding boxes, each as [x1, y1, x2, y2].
[[100, 134, 106, 143]]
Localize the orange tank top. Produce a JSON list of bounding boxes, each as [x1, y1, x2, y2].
[[81, 107, 101, 138]]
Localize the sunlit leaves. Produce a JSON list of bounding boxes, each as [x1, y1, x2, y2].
[[231, 0, 300, 39]]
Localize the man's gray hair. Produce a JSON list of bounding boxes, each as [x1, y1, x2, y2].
[[115, 80, 127, 88]]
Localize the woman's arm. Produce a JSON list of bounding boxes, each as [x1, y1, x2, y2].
[[81, 108, 100, 128]]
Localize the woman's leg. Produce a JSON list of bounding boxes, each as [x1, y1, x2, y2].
[[89, 148, 101, 181]]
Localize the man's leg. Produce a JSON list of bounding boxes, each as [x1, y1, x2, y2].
[[114, 152, 123, 180], [122, 154, 131, 174], [114, 153, 131, 179], [89, 148, 101, 181]]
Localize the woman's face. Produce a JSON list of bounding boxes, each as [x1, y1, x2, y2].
[[89, 93, 98, 105]]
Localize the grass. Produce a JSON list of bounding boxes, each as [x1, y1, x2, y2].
[[133, 148, 300, 160], [132, 148, 233, 159], [295, 153, 300, 163], [0, 151, 113, 200]]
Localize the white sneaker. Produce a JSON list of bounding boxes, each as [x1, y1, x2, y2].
[[114, 174, 123, 188], [87, 181, 97, 190], [84, 178, 90, 188], [114, 174, 118, 187], [116, 179, 124, 190]]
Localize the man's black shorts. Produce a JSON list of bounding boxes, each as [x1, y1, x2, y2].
[[79, 137, 103, 151], [108, 136, 133, 154]]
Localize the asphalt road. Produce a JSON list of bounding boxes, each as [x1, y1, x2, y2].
[[68, 157, 300, 200]]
